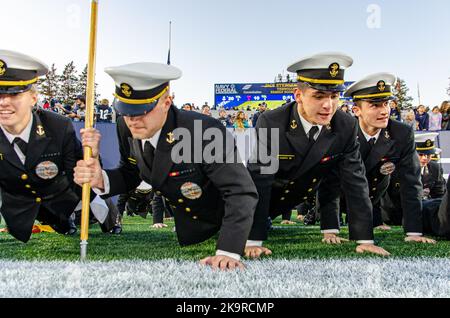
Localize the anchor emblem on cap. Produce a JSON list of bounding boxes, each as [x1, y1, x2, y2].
[[0, 60, 6, 76], [121, 83, 132, 98], [329, 63, 340, 78], [426, 140, 432, 147], [166, 132, 175, 144], [377, 80, 386, 92]]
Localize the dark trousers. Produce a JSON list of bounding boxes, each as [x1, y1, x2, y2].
[[383, 179, 450, 237], [422, 178, 450, 237], [151, 193, 173, 224]]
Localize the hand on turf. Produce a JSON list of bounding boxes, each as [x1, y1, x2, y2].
[[244, 246, 272, 259], [356, 244, 391, 256], [152, 223, 168, 229], [375, 224, 392, 231], [280, 220, 296, 225], [322, 233, 349, 245], [405, 235, 436, 244], [200, 256, 244, 271]]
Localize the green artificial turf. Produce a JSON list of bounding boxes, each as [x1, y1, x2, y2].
[[1, 215, 450, 261]]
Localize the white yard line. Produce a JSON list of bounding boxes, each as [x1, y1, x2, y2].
[[0, 259, 449, 298]]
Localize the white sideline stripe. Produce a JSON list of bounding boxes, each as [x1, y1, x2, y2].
[[441, 158, 450, 164], [1, 259, 450, 298]]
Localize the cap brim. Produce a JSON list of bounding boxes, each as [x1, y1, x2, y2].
[[304, 82, 347, 93], [0, 85, 32, 94], [417, 149, 436, 155], [361, 95, 397, 103], [113, 99, 158, 117]]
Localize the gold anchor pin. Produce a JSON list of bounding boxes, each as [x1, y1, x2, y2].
[[0, 60, 6, 76], [385, 131, 390, 139], [290, 120, 298, 130], [0, 153, 3, 160], [326, 124, 332, 131], [166, 132, 175, 144], [36, 125, 45, 136], [121, 83, 132, 98]]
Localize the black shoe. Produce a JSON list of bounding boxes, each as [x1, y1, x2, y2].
[[66, 227, 77, 236], [267, 217, 274, 231], [303, 210, 317, 226], [65, 216, 78, 235], [110, 225, 122, 235]]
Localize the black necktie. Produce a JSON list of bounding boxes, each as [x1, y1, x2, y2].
[[368, 138, 376, 149], [13, 137, 28, 154], [309, 126, 319, 144], [143, 141, 155, 169]]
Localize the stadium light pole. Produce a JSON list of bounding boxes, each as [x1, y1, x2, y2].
[[80, 0, 99, 261]]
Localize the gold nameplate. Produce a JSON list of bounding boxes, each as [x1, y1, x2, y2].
[[278, 155, 295, 160]]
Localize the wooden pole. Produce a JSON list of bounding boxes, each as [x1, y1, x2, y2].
[[80, 0, 99, 261]]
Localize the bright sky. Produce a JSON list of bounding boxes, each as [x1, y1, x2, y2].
[[3, 0, 450, 107]]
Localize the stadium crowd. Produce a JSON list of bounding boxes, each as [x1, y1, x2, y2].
[[36, 94, 450, 134]]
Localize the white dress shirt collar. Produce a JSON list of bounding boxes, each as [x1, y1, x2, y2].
[[0, 114, 34, 144], [298, 111, 323, 138], [361, 128, 382, 143], [140, 129, 162, 149]]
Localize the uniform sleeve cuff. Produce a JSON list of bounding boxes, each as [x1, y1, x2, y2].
[[357, 240, 375, 245], [216, 250, 241, 261], [246, 240, 263, 247], [93, 170, 110, 196], [321, 229, 340, 234], [406, 233, 423, 237]]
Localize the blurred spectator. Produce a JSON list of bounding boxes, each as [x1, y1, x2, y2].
[[339, 103, 352, 115], [42, 100, 50, 110], [440, 101, 450, 130], [202, 104, 211, 116], [252, 102, 267, 127], [182, 103, 193, 111], [415, 105, 429, 131], [428, 106, 442, 131], [54, 102, 69, 116], [404, 110, 417, 129], [234, 110, 250, 130], [389, 99, 402, 121], [96, 99, 113, 123], [218, 109, 232, 128], [70, 95, 86, 121]]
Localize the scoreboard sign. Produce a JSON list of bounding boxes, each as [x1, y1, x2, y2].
[[215, 82, 354, 110]]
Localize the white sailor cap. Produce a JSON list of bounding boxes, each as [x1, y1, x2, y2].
[[431, 148, 442, 161], [287, 52, 353, 92], [105, 62, 182, 117], [415, 132, 439, 155], [0, 50, 48, 94], [345, 72, 397, 102]]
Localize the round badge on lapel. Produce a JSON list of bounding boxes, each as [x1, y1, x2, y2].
[[380, 162, 396, 176], [35, 161, 59, 180], [180, 182, 203, 200]]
